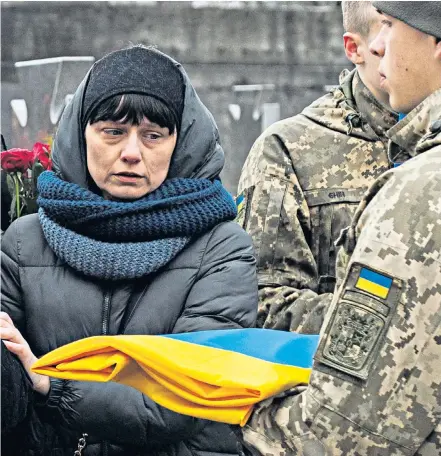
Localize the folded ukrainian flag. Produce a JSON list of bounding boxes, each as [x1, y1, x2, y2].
[[32, 329, 319, 426]]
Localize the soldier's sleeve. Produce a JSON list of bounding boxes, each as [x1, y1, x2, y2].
[[241, 159, 441, 456], [237, 128, 332, 333]]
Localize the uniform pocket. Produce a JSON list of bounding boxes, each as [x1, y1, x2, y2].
[[305, 188, 364, 293]]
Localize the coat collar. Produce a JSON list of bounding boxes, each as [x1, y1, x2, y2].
[[387, 88, 441, 160]]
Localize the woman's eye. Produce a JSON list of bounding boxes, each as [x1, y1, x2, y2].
[[144, 133, 162, 140], [104, 129, 123, 136]]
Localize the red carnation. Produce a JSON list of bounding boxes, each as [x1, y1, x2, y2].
[[33, 142, 52, 170], [1, 148, 34, 173]]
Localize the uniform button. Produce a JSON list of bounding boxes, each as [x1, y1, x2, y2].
[[430, 120, 441, 133]]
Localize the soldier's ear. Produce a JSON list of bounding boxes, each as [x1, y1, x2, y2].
[[343, 32, 365, 65]]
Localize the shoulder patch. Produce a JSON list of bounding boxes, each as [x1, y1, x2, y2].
[[236, 192, 245, 213], [234, 187, 254, 229], [314, 262, 403, 381]]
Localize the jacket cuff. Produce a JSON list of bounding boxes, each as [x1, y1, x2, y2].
[[34, 377, 66, 407], [35, 378, 81, 428]]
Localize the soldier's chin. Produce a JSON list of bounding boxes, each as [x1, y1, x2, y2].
[[391, 90, 429, 115], [389, 95, 411, 116]]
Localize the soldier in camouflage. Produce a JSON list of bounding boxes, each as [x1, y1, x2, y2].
[[236, 2, 399, 332], [240, 2, 441, 454]]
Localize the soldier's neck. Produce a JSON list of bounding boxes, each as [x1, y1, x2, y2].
[[352, 71, 398, 140]]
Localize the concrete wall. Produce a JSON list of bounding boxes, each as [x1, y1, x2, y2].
[[1, 1, 348, 194]]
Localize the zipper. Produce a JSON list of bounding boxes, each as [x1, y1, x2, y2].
[[102, 290, 112, 336], [73, 433, 88, 455], [101, 289, 112, 456]]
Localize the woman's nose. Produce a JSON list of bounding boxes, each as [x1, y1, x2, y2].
[[120, 133, 142, 163]]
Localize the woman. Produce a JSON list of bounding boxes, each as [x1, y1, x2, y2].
[[1, 45, 257, 455]]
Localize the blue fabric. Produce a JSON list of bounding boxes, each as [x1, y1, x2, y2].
[[37, 171, 237, 280], [359, 267, 392, 289], [163, 329, 320, 368]]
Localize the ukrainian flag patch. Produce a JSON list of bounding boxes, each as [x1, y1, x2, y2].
[[355, 267, 392, 299], [236, 193, 245, 213]]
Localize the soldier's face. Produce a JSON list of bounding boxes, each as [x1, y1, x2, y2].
[[369, 13, 441, 114]]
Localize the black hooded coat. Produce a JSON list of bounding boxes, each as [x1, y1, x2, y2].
[[1, 53, 258, 456]]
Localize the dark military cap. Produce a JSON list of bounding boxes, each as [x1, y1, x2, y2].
[[373, 1, 441, 39]]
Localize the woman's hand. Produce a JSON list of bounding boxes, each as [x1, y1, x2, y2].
[[0, 311, 50, 396]]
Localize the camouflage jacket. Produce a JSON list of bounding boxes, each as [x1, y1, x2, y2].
[[241, 88, 441, 455], [237, 69, 398, 331]]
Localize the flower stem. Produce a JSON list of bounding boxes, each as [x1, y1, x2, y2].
[[14, 174, 21, 219]]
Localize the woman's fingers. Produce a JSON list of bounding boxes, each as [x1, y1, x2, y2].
[[0, 325, 26, 345], [0, 323, 32, 368], [2, 340, 26, 357], [0, 313, 49, 396], [0, 314, 26, 350], [0, 313, 50, 396], [0, 325, 19, 341], [0, 318, 13, 328], [0, 311, 14, 326], [3, 340, 50, 396]]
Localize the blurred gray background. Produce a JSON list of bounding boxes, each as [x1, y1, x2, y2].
[[1, 1, 349, 194]]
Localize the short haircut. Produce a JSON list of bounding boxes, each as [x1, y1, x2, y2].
[[88, 93, 177, 134], [342, 1, 375, 37]]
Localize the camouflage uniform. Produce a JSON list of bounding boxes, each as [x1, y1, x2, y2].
[[237, 69, 399, 332], [241, 88, 441, 455]]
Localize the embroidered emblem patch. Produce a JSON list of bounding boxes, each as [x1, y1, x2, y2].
[[323, 303, 384, 371], [314, 262, 402, 380], [355, 267, 392, 299]]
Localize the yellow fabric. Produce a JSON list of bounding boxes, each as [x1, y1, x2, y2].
[[32, 335, 311, 425], [356, 277, 389, 299]]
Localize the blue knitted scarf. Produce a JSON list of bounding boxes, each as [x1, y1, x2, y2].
[[37, 172, 237, 280]]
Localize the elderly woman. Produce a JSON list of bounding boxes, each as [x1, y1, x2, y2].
[[1, 46, 257, 456]]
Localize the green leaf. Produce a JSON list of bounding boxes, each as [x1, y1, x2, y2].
[[6, 173, 15, 196], [9, 192, 17, 222]]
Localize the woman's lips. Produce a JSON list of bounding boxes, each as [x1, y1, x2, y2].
[[114, 173, 143, 183]]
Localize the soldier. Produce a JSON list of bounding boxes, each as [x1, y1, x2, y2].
[[240, 2, 441, 454], [236, 1, 399, 332]]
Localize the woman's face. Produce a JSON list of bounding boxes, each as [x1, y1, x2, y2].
[[85, 118, 177, 200]]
